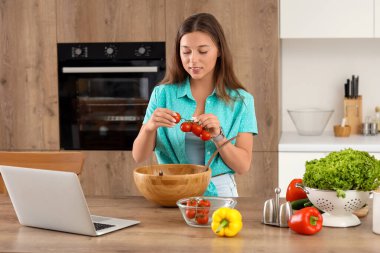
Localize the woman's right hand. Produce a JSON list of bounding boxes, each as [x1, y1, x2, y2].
[[144, 108, 178, 132]]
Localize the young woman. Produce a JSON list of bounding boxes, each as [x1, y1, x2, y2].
[[132, 13, 258, 197]]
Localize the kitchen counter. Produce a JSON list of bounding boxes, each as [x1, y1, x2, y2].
[[0, 195, 378, 253], [279, 131, 380, 152]]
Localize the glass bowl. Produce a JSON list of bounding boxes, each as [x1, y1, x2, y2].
[[176, 196, 237, 227], [287, 108, 334, 136]]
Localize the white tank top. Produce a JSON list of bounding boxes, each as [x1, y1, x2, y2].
[[185, 133, 205, 165]]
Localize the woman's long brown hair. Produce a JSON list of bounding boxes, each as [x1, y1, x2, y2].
[[160, 13, 246, 103]]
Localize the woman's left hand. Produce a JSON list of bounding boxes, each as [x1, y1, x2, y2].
[[194, 114, 221, 137]]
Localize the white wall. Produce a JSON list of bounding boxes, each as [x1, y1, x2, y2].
[[281, 39, 380, 132]]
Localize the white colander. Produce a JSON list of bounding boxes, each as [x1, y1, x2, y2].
[[298, 185, 370, 227]]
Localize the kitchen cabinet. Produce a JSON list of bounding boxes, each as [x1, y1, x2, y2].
[[80, 0, 280, 199], [278, 132, 380, 197], [280, 0, 374, 38], [56, 0, 165, 42], [0, 0, 59, 150], [0, 0, 280, 199], [376, 0, 380, 37]]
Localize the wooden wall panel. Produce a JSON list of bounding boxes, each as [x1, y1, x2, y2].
[[165, 0, 279, 152], [235, 152, 278, 199], [164, 0, 279, 197], [80, 151, 157, 197], [57, 0, 166, 42], [0, 0, 59, 150]]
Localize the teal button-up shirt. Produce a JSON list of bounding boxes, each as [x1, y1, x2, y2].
[[143, 78, 258, 196]]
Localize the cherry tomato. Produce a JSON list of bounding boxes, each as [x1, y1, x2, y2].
[[196, 199, 211, 215], [185, 198, 197, 218], [200, 130, 211, 141], [191, 124, 203, 136], [195, 214, 209, 225], [198, 199, 211, 207], [180, 122, 192, 132], [186, 198, 197, 207], [173, 113, 181, 124], [196, 208, 210, 215], [186, 209, 196, 219]]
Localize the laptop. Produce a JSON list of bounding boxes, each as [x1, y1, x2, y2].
[[0, 165, 140, 236]]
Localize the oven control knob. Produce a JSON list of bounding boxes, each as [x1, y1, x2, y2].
[[104, 45, 117, 57], [74, 48, 82, 56], [138, 46, 146, 55], [106, 47, 114, 55]]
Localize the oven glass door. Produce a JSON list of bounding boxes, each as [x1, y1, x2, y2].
[[59, 66, 161, 150]]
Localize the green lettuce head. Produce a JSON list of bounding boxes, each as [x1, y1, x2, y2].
[[303, 149, 380, 197]]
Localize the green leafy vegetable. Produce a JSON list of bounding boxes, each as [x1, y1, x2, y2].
[[303, 149, 380, 197]]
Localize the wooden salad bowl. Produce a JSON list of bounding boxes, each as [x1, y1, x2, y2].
[[134, 136, 238, 207], [133, 164, 211, 207]]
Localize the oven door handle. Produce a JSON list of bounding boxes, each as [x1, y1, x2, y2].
[[62, 66, 158, 73]]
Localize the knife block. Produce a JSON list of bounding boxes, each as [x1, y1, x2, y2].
[[344, 96, 362, 134]]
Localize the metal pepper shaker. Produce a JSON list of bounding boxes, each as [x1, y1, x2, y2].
[[362, 122, 371, 136], [370, 122, 378, 135]]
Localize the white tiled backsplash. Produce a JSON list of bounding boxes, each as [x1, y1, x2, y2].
[[281, 39, 380, 132]]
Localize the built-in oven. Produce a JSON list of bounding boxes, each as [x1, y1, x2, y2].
[[58, 42, 165, 150]]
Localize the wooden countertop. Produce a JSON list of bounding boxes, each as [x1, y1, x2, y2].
[[0, 195, 378, 253]]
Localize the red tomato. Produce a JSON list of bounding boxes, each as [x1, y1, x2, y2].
[[186, 198, 197, 207], [173, 113, 181, 124], [198, 199, 211, 207], [195, 214, 209, 225], [286, 179, 308, 202], [180, 122, 192, 132], [191, 124, 203, 136], [196, 199, 211, 215], [185, 198, 197, 219], [196, 208, 210, 215], [199, 130, 211, 141], [186, 209, 196, 219]]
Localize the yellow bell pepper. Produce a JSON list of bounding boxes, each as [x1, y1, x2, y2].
[[211, 207, 243, 237]]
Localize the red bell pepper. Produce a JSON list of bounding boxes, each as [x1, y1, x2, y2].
[[288, 207, 323, 235], [286, 178, 308, 202]]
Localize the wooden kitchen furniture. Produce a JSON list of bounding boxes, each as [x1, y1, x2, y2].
[[0, 0, 279, 199], [0, 195, 377, 253], [0, 151, 85, 194]]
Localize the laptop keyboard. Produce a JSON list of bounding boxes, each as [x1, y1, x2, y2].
[[93, 222, 115, 231]]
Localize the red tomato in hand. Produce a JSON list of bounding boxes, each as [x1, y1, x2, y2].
[[196, 214, 209, 225], [173, 112, 181, 124], [286, 179, 308, 202], [180, 122, 192, 132], [191, 124, 203, 136], [200, 130, 211, 141]]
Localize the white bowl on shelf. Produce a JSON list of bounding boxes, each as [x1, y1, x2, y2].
[[288, 108, 334, 136]]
